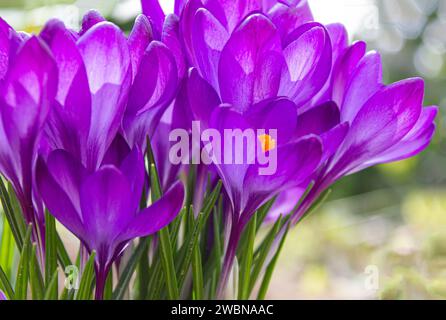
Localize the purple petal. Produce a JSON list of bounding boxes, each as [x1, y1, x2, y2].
[[187, 68, 221, 127], [218, 14, 283, 113], [80, 166, 133, 247], [141, 0, 166, 36], [242, 135, 322, 216], [266, 187, 306, 222], [333, 78, 425, 175], [341, 51, 383, 122], [77, 22, 131, 169], [36, 155, 85, 240], [331, 41, 367, 107], [80, 10, 105, 35], [116, 181, 185, 243], [119, 147, 145, 211], [48, 26, 91, 133], [209, 106, 254, 211], [123, 41, 178, 148], [279, 23, 331, 107], [2, 36, 57, 139], [192, 8, 229, 92], [162, 14, 186, 80], [128, 14, 153, 80], [268, 1, 313, 39], [245, 98, 298, 143], [295, 101, 340, 137], [352, 106, 438, 171], [0, 289, 6, 300]]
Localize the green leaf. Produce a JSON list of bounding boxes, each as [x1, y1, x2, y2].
[[75, 251, 96, 300], [192, 243, 204, 300], [0, 264, 14, 299], [45, 211, 57, 289], [56, 234, 72, 269], [0, 213, 16, 278], [158, 227, 179, 300], [257, 226, 290, 300], [29, 244, 45, 300], [249, 215, 284, 296], [0, 178, 24, 250], [43, 269, 59, 300], [14, 224, 32, 300], [112, 240, 148, 300], [104, 268, 113, 300], [238, 213, 257, 300]]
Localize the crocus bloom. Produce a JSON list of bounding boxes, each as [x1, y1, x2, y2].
[[289, 37, 438, 224], [36, 147, 185, 299], [38, 13, 180, 169], [0, 21, 57, 245]]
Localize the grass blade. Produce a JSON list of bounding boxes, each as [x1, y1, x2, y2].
[[0, 264, 14, 299], [192, 242, 204, 300], [75, 251, 96, 300], [112, 240, 149, 300], [238, 213, 257, 299], [159, 227, 179, 299], [43, 269, 59, 300], [30, 244, 45, 300], [14, 224, 32, 300], [257, 226, 290, 300], [0, 178, 24, 250], [45, 211, 57, 289]]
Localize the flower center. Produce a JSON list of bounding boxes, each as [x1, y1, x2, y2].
[[258, 134, 276, 153]]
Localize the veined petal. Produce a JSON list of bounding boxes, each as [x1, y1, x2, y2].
[[128, 14, 153, 80], [242, 135, 322, 218], [279, 23, 331, 107], [2, 36, 57, 138], [331, 40, 367, 106], [77, 22, 131, 94], [162, 14, 186, 79], [77, 22, 131, 169], [218, 14, 283, 113], [351, 106, 438, 172], [295, 101, 340, 137], [192, 8, 229, 92], [187, 68, 221, 127], [141, 0, 166, 36], [80, 166, 134, 247], [268, 1, 313, 39], [333, 78, 425, 175], [341, 51, 383, 122], [79, 10, 105, 35], [116, 181, 184, 243], [36, 156, 85, 240]]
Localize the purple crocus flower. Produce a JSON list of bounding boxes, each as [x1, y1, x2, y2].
[[36, 147, 185, 299], [289, 40, 438, 223], [38, 13, 180, 168], [0, 289, 6, 300], [0, 20, 57, 246]]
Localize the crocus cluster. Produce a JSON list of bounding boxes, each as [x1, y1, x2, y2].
[[0, 0, 438, 300]]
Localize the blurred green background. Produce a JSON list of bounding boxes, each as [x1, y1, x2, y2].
[[0, 0, 445, 299]]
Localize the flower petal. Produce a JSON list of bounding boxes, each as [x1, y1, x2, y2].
[[128, 14, 153, 80], [141, 0, 166, 36], [36, 155, 85, 240], [116, 181, 185, 243], [279, 23, 331, 107], [192, 8, 229, 91], [80, 166, 133, 247], [218, 14, 283, 113]]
